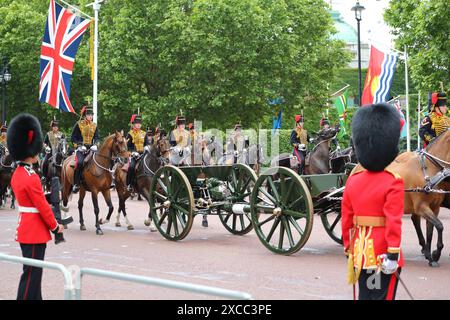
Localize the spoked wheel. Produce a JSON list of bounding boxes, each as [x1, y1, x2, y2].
[[219, 164, 257, 235], [149, 165, 194, 241], [250, 167, 313, 255], [320, 208, 343, 245]]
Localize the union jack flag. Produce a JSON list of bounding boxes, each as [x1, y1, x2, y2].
[[39, 0, 91, 113]]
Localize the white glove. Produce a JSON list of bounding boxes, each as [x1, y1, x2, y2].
[[132, 151, 139, 158], [45, 146, 51, 153], [90, 145, 98, 152], [380, 254, 398, 274], [78, 145, 87, 152], [336, 146, 341, 151], [309, 138, 314, 143], [298, 144, 306, 151]]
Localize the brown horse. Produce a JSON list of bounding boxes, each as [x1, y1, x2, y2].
[[61, 132, 128, 235], [271, 127, 338, 174], [103, 134, 170, 231], [353, 129, 449, 266], [387, 129, 450, 267]]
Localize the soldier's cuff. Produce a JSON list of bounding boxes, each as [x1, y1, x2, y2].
[[387, 247, 400, 260]]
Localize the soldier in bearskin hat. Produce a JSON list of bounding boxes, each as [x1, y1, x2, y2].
[[41, 118, 65, 184], [290, 114, 310, 174], [342, 103, 404, 300], [0, 122, 7, 148], [419, 92, 448, 147], [169, 115, 190, 148], [126, 113, 149, 192], [7, 113, 64, 300], [70, 105, 99, 193]]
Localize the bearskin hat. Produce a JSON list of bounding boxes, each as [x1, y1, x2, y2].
[[147, 127, 155, 135], [234, 122, 242, 130], [352, 103, 401, 172], [7, 113, 44, 161], [50, 119, 59, 127]]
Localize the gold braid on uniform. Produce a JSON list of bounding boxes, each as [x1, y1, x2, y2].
[[129, 129, 145, 153], [78, 120, 97, 145], [430, 112, 449, 137]]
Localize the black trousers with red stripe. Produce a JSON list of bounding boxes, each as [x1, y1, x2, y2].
[[358, 268, 401, 300], [17, 243, 47, 300]]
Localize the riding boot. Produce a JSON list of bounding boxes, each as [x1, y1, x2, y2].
[[72, 167, 82, 193]]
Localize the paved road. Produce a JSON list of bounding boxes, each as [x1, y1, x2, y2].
[[0, 193, 449, 300]]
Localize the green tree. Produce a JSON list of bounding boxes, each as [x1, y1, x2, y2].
[[384, 0, 449, 93]]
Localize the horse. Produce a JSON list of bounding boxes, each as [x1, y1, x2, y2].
[[102, 134, 171, 231], [271, 127, 339, 175], [61, 131, 129, 235], [0, 144, 14, 209], [352, 129, 449, 267], [41, 136, 69, 192], [330, 146, 357, 173]]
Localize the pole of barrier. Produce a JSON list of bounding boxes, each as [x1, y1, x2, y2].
[[0, 253, 74, 300], [76, 268, 252, 300]]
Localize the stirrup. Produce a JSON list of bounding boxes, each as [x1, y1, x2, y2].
[[127, 185, 133, 192], [72, 184, 80, 193]]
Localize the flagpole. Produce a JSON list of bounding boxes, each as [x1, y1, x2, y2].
[[331, 84, 350, 98], [417, 91, 421, 151], [89, 0, 101, 124], [404, 46, 410, 152]]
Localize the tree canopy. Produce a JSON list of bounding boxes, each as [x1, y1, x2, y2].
[[384, 0, 449, 93], [1, 0, 349, 135]]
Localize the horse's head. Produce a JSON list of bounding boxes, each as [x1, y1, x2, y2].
[[315, 127, 338, 143], [111, 131, 129, 160], [157, 134, 170, 157], [427, 128, 450, 163]]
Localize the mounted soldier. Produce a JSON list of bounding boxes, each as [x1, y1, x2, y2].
[[0, 122, 7, 148], [70, 105, 99, 193], [42, 118, 65, 185], [290, 114, 310, 174], [319, 115, 339, 150], [419, 92, 448, 147], [169, 115, 190, 165], [126, 114, 149, 192], [146, 126, 156, 146]]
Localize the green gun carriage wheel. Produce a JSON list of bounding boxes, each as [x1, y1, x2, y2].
[[149, 165, 194, 241], [250, 166, 314, 255], [218, 164, 257, 235]]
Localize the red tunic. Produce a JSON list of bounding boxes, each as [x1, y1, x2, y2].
[[11, 164, 58, 244], [342, 168, 404, 271]]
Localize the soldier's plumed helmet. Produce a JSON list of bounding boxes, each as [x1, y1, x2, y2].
[[50, 120, 59, 127], [7, 113, 44, 161], [81, 105, 94, 117], [432, 92, 447, 108], [176, 116, 185, 125], [130, 114, 142, 124], [352, 103, 401, 172], [320, 118, 329, 126]]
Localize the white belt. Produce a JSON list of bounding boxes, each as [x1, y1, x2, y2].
[[18, 206, 39, 213]]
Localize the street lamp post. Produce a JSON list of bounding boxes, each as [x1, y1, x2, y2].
[[0, 56, 12, 125], [352, 1, 365, 106]]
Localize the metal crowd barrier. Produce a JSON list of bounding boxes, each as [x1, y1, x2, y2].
[[0, 253, 252, 300], [0, 253, 74, 299]]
